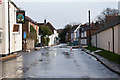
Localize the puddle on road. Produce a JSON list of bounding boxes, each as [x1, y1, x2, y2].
[[62, 52, 73, 58], [59, 46, 69, 48], [41, 52, 49, 56]]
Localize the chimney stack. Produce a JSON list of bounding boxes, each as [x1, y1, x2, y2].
[[44, 19, 46, 24]]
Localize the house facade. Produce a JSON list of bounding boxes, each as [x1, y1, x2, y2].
[[0, 0, 22, 55], [38, 20, 59, 46], [22, 16, 40, 50], [71, 24, 81, 43], [46, 22, 59, 46], [79, 24, 88, 46], [91, 15, 120, 55], [79, 22, 99, 46]]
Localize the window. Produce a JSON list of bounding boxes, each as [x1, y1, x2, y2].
[[13, 25, 19, 32], [84, 31, 87, 37], [0, 32, 2, 43], [81, 33, 84, 37]]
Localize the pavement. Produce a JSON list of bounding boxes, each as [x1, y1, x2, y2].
[[83, 48, 120, 75], [0, 53, 17, 62]]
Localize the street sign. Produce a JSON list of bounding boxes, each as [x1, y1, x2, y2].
[[24, 31, 26, 39], [0, 0, 2, 4], [16, 10, 25, 24]]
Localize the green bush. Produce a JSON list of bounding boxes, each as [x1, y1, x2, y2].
[[30, 25, 36, 33], [43, 38, 47, 46], [43, 37, 50, 46], [39, 26, 52, 36], [46, 37, 50, 45]]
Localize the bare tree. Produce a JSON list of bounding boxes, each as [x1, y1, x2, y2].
[[96, 8, 119, 27]]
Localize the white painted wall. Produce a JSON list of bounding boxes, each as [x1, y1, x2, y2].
[[97, 28, 113, 52], [0, 1, 3, 54], [0, 0, 22, 55], [118, 25, 120, 54], [0, 0, 9, 54], [10, 2, 22, 53], [71, 24, 81, 42], [91, 35, 96, 47], [91, 24, 120, 55], [49, 30, 58, 46]]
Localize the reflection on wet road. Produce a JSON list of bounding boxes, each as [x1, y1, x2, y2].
[[1, 44, 120, 78]]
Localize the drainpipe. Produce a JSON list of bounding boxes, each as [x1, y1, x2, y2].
[[112, 27, 114, 53], [8, 0, 10, 55]]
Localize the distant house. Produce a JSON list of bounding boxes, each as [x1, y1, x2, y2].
[[71, 24, 81, 43], [79, 24, 89, 46], [38, 20, 59, 46], [91, 15, 120, 55], [79, 22, 99, 46], [22, 16, 40, 50], [0, 1, 22, 55], [46, 22, 59, 46]]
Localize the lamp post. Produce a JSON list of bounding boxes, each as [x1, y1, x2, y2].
[[88, 10, 91, 46]]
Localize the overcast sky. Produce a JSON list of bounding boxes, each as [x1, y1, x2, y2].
[[13, 0, 119, 29]]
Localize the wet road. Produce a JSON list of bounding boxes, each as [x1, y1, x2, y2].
[[1, 44, 120, 78]]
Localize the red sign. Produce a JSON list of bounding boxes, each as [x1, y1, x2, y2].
[[0, 0, 2, 4]]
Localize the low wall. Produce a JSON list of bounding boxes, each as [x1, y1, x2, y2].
[[26, 39, 35, 50], [23, 39, 35, 50]]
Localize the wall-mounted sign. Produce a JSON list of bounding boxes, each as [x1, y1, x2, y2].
[[0, 0, 2, 4], [16, 10, 25, 24], [24, 31, 26, 39]]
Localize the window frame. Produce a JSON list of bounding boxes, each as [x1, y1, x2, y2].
[[13, 24, 20, 32]]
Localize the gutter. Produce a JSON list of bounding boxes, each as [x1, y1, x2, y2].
[[96, 34, 97, 47]]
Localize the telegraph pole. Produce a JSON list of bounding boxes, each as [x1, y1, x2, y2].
[[88, 10, 91, 46]]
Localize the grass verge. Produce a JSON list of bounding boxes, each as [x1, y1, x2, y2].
[[85, 46, 120, 64]]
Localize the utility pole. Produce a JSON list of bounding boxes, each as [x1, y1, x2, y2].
[[8, 0, 10, 55], [88, 10, 91, 46]]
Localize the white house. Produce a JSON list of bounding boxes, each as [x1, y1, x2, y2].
[[49, 30, 58, 46], [71, 24, 81, 43], [38, 21, 59, 46], [45, 22, 58, 46], [0, 0, 22, 55]]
